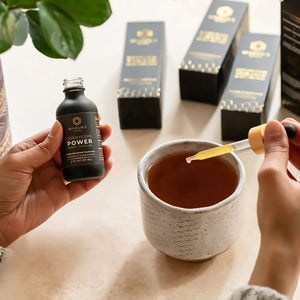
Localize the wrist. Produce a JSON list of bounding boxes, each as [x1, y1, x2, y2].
[[249, 240, 300, 298]]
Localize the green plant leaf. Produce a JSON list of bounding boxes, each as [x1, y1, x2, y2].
[[12, 9, 28, 45], [0, 2, 15, 53], [26, 9, 66, 58], [6, 0, 37, 9], [37, 2, 83, 59], [43, 0, 112, 27]]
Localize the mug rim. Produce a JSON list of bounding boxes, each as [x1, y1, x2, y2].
[[137, 139, 246, 213]]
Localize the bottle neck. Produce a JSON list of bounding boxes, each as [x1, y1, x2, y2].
[[64, 88, 85, 99]]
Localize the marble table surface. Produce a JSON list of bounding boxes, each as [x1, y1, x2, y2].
[[0, 0, 299, 299]]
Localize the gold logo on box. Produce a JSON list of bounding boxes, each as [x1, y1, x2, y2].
[[242, 40, 270, 58], [250, 41, 267, 52], [130, 29, 158, 45], [217, 6, 234, 17], [208, 6, 235, 23], [137, 29, 153, 38]]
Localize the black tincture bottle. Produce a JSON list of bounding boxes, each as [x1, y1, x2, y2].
[[56, 77, 105, 182]]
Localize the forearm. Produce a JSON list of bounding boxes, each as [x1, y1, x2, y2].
[[249, 241, 300, 299]]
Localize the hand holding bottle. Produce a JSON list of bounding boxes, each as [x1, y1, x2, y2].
[[0, 120, 112, 247]]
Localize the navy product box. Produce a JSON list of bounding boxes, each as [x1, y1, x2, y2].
[[221, 33, 280, 141], [117, 22, 164, 129], [281, 0, 300, 115], [179, 0, 248, 104]]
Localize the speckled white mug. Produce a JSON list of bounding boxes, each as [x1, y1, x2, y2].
[[137, 139, 246, 261]]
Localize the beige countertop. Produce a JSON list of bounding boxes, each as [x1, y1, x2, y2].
[[0, 0, 299, 299]]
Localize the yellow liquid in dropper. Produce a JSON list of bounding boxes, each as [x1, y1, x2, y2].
[[186, 144, 234, 163]]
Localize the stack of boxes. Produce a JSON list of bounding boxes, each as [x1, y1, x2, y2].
[[117, 0, 285, 142]]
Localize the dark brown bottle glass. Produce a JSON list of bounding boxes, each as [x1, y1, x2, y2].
[[56, 77, 105, 182]]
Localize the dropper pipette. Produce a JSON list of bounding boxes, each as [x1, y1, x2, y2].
[[186, 124, 296, 163]]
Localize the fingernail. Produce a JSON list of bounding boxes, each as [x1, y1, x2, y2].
[[49, 120, 61, 137]]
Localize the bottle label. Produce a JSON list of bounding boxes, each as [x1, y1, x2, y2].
[[57, 112, 104, 168]]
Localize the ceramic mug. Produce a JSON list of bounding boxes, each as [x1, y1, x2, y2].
[[137, 139, 246, 261]]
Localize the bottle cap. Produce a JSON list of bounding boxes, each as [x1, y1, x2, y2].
[[63, 77, 84, 90], [248, 124, 266, 154]]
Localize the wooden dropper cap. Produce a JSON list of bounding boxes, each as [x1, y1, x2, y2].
[[248, 124, 266, 155], [248, 123, 296, 155]]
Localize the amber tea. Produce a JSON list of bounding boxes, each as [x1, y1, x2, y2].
[[148, 151, 238, 209]]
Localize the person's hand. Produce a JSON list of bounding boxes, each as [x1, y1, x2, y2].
[[0, 120, 112, 247], [249, 119, 300, 298]]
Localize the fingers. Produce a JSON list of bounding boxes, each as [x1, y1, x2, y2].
[[98, 113, 111, 142], [8, 129, 50, 154], [281, 118, 300, 170], [103, 145, 112, 160], [100, 123, 112, 142], [66, 156, 113, 201], [287, 143, 300, 172], [281, 118, 300, 147], [51, 123, 112, 169], [8, 120, 110, 161], [52, 149, 62, 168], [258, 121, 289, 184], [14, 121, 63, 170], [66, 137, 112, 201]]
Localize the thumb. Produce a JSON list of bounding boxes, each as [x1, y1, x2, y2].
[[261, 120, 289, 173], [18, 121, 63, 169]]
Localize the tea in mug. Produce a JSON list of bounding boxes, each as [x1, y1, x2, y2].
[[148, 151, 238, 209]]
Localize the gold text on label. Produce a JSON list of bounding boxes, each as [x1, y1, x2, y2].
[[126, 55, 158, 66], [130, 29, 158, 45], [234, 68, 268, 81], [196, 31, 229, 45]]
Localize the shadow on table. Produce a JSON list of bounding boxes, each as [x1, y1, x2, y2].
[[170, 100, 217, 138], [121, 129, 161, 163], [104, 240, 228, 300], [119, 100, 217, 165]]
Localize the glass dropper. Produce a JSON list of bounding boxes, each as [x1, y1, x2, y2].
[[186, 124, 296, 163]]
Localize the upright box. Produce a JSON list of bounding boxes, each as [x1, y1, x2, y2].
[[179, 0, 248, 104], [281, 0, 300, 115], [221, 33, 280, 141], [117, 22, 164, 129]]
